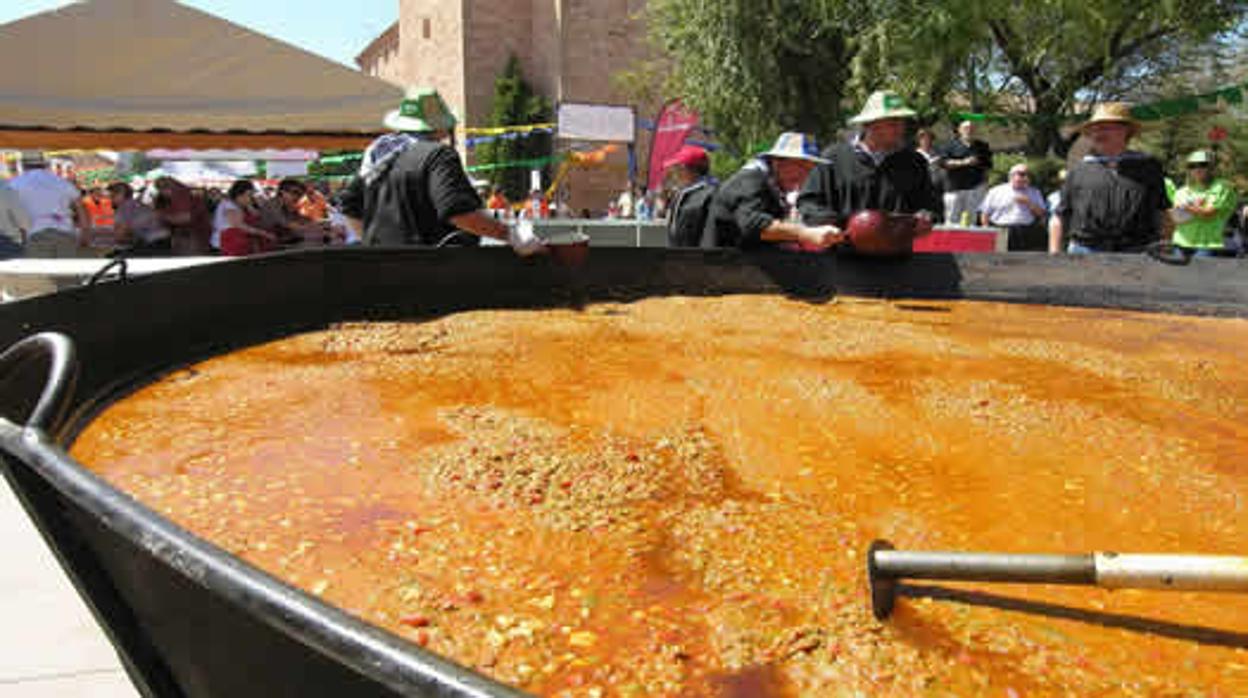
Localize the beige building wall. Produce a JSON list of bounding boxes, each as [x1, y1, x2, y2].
[[555, 0, 652, 211], [396, 0, 468, 126], [356, 24, 403, 86], [462, 0, 534, 127]]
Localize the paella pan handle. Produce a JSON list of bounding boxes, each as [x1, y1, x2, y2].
[[0, 332, 78, 434], [88, 257, 129, 286]]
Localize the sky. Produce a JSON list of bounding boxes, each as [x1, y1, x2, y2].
[[0, 0, 398, 67]]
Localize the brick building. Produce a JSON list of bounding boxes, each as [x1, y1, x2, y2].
[[356, 0, 654, 211]]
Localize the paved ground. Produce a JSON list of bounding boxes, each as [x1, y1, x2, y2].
[[0, 477, 137, 697]]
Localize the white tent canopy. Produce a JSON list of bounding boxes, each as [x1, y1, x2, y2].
[[146, 149, 319, 161], [0, 0, 402, 150]]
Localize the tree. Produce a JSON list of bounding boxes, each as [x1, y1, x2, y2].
[[644, 0, 1248, 159], [1133, 27, 1248, 187], [477, 55, 553, 201], [646, 0, 872, 156], [957, 1, 1245, 155]]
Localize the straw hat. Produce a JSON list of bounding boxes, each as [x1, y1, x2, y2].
[[761, 132, 828, 163], [384, 87, 458, 133], [849, 91, 918, 125], [1079, 102, 1140, 137]]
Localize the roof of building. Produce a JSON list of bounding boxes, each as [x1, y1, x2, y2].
[[355, 21, 400, 69], [0, 0, 404, 149]]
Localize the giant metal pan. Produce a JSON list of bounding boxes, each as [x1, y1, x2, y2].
[[1, 248, 1246, 697]]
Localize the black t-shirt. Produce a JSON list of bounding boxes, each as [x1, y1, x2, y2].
[[667, 180, 717, 248], [797, 143, 943, 226], [700, 165, 784, 249], [340, 141, 483, 246], [1057, 153, 1170, 249], [939, 138, 993, 191]]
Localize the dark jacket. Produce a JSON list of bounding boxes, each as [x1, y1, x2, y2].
[[667, 179, 717, 247], [1057, 153, 1169, 250], [340, 141, 483, 247], [939, 138, 993, 191], [700, 163, 784, 249], [797, 142, 943, 226]]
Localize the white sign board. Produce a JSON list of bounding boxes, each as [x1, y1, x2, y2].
[[557, 103, 636, 143]]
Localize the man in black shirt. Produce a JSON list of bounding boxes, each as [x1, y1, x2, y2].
[[661, 144, 716, 247], [798, 91, 942, 237], [1052, 103, 1171, 254], [939, 120, 993, 225], [701, 133, 844, 250], [340, 88, 542, 254]]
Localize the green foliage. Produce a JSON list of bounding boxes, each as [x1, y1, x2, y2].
[[986, 154, 1067, 195], [647, 0, 869, 156], [1138, 109, 1248, 192], [477, 55, 553, 200], [1132, 27, 1248, 189], [708, 149, 752, 182], [642, 0, 1248, 158], [940, 0, 1248, 154]]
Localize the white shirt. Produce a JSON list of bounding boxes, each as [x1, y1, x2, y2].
[[327, 208, 360, 244], [211, 199, 242, 249], [979, 183, 1046, 226], [1046, 190, 1061, 217], [8, 169, 80, 235], [0, 182, 32, 242]]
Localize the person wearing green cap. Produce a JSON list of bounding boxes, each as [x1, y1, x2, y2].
[[798, 90, 943, 235], [340, 87, 543, 255], [1171, 150, 1236, 258]]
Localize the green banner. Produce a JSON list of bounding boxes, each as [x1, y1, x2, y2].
[[318, 152, 362, 165], [952, 81, 1248, 127], [1131, 83, 1245, 121]]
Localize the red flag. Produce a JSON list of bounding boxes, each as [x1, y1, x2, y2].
[[647, 100, 700, 192]]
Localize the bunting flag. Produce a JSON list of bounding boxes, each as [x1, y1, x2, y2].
[[317, 152, 362, 165], [1131, 82, 1247, 121], [465, 154, 564, 173], [953, 81, 1248, 127], [464, 128, 555, 150], [462, 122, 556, 136]]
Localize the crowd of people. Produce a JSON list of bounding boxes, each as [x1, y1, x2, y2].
[[0, 151, 356, 260], [664, 95, 1246, 258], [2, 89, 1245, 262]]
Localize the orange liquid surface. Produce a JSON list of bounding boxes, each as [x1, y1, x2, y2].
[[71, 296, 1248, 696]]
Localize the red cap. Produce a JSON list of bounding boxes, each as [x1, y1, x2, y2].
[[662, 145, 709, 172]]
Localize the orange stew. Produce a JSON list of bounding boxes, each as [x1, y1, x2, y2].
[[71, 296, 1248, 696]]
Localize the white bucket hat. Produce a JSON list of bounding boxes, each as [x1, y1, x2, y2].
[[384, 87, 458, 133]]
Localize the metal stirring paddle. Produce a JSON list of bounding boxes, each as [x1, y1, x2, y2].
[[867, 539, 1248, 620]]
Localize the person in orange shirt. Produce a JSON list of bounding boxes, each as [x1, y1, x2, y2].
[[81, 186, 115, 248], [297, 185, 330, 221], [82, 187, 115, 227], [486, 187, 509, 217]]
